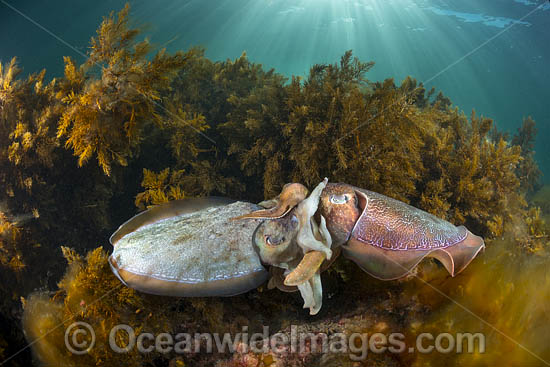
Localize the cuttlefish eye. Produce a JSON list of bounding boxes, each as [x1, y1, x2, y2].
[[255, 217, 296, 251], [253, 212, 301, 266], [330, 194, 350, 205], [264, 234, 285, 246]]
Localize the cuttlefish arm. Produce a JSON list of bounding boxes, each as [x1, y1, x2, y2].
[[296, 272, 323, 315], [284, 250, 326, 286], [283, 180, 333, 315], [294, 178, 332, 259], [231, 183, 309, 220], [241, 179, 333, 315], [268, 245, 342, 294]]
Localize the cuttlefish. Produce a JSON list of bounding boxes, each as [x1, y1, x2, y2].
[[109, 179, 484, 316], [236, 179, 485, 314]]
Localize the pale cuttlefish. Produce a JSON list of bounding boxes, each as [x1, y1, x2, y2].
[[109, 179, 484, 315]]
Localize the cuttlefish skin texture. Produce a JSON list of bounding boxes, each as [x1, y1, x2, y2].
[[319, 183, 485, 280], [110, 199, 269, 297]]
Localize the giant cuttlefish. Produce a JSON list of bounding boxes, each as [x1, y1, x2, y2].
[[109, 179, 484, 315]]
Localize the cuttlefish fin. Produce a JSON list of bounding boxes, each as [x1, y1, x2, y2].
[[428, 228, 485, 276], [230, 183, 309, 220], [284, 251, 326, 286], [343, 229, 485, 281], [342, 240, 431, 280], [110, 197, 234, 245]]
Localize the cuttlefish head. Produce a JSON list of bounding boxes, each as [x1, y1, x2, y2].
[[252, 210, 301, 267], [318, 183, 362, 247], [240, 179, 335, 315], [231, 183, 309, 220]]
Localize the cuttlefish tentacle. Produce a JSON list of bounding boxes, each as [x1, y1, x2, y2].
[[268, 247, 341, 293], [288, 219, 330, 315], [284, 250, 326, 286], [282, 180, 332, 315], [285, 181, 333, 288], [298, 272, 323, 315], [294, 178, 332, 259], [231, 183, 309, 220], [245, 178, 333, 315], [310, 272, 323, 315], [293, 267, 324, 315], [297, 281, 314, 310]]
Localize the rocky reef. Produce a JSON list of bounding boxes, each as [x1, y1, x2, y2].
[[0, 4, 548, 367]]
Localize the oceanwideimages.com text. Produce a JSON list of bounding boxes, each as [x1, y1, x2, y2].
[[65, 322, 485, 360]]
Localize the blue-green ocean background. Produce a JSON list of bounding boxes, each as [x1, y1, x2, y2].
[[1, 0, 548, 181]]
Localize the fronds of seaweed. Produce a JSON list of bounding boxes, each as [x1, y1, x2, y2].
[[56, 4, 195, 176], [135, 168, 186, 210], [202, 50, 529, 238], [0, 59, 59, 195], [408, 234, 550, 367], [512, 116, 541, 192], [0, 213, 24, 272], [515, 207, 549, 252], [419, 110, 524, 235], [23, 247, 154, 366], [0, 57, 116, 366]]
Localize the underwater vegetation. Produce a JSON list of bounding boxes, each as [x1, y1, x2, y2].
[[134, 168, 187, 210], [0, 3, 546, 366], [404, 233, 550, 367], [56, 4, 197, 177]]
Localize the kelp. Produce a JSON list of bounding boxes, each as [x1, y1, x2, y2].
[[164, 51, 289, 200], [0, 55, 115, 251], [0, 54, 114, 367], [0, 58, 59, 210], [24, 245, 416, 367], [23, 247, 161, 366], [0, 208, 28, 265], [516, 206, 549, 252], [0, 57, 58, 286], [532, 185, 550, 219], [22, 246, 313, 366]]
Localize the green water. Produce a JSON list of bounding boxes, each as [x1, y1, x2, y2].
[[1, 0, 549, 178]]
